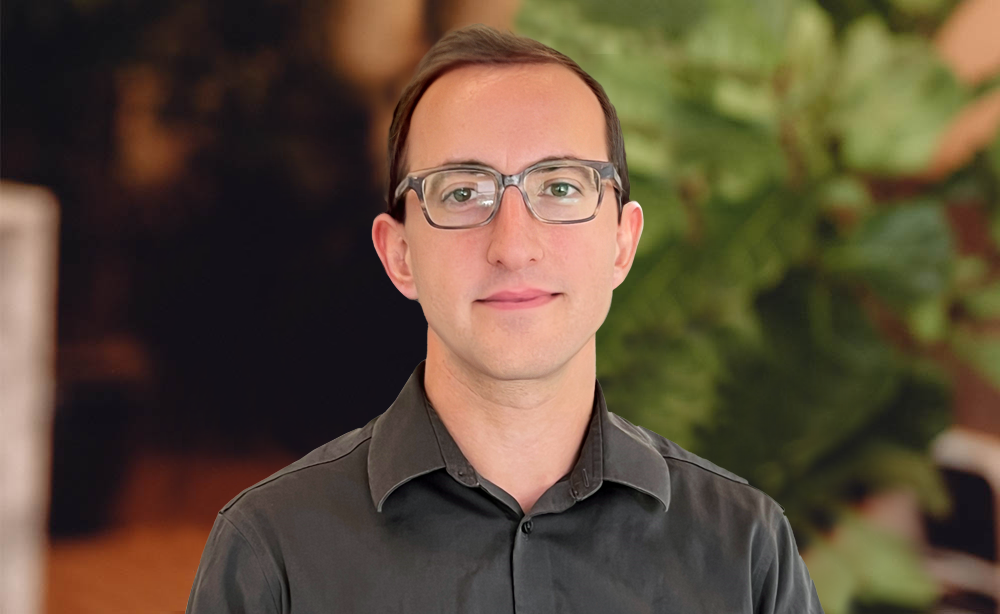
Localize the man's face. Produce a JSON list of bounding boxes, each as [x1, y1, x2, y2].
[[374, 62, 642, 382]]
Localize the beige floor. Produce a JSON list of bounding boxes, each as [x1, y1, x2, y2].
[[45, 447, 297, 613]]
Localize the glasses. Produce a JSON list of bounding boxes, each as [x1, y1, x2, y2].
[[394, 158, 623, 229]]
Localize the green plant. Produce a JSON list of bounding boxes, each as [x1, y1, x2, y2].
[[517, 0, 999, 611]]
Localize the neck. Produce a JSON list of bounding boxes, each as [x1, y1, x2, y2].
[[423, 329, 597, 515]]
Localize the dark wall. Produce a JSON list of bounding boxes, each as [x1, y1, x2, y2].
[[2, 0, 427, 535]]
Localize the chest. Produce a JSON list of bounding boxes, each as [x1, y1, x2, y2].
[[277, 504, 757, 614]]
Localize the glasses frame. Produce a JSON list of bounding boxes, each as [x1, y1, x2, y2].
[[393, 158, 623, 230]]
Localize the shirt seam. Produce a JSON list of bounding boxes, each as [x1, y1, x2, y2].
[[662, 455, 785, 513], [661, 455, 747, 484], [224, 429, 373, 512], [590, 401, 602, 490], [422, 397, 454, 471], [750, 511, 782, 605], [218, 511, 281, 614], [663, 455, 787, 605]]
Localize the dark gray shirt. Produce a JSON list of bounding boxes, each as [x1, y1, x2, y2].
[[187, 361, 824, 613]]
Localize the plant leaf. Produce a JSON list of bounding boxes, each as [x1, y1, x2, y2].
[[821, 200, 954, 308]]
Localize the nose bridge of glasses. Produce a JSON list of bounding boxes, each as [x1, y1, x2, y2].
[[501, 172, 521, 188], [492, 180, 537, 226], [501, 170, 538, 208], [498, 181, 530, 210]]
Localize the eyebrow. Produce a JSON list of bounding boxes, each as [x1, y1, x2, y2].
[[437, 154, 583, 170]]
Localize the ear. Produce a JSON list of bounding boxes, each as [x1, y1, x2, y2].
[[372, 212, 419, 300], [612, 202, 643, 290]]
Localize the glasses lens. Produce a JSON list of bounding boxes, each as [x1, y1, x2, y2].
[[524, 164, 601, 222], [423, 170, 499, 227]]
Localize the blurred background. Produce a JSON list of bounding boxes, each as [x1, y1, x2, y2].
[[1, 0, 999, 612]]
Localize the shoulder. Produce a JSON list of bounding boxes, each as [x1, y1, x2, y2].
[[220, 416, 377, 516], [608, 411, 785, 516]]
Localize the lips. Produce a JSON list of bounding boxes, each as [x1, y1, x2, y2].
[[476, 288, 560, 311], [480, 288, 555, 302]]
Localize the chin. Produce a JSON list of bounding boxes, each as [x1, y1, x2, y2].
[[465, 343, 573, 382], [429, 316, 595, 382]]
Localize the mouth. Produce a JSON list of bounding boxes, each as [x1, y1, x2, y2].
[[476, 291, 560, 310]]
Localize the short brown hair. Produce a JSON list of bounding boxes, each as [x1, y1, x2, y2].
[[385, 24, 630, 223]]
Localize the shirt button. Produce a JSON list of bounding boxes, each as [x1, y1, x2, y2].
[[521, 521, 533, 534]]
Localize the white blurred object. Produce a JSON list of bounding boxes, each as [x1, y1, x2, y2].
[[928, 427, 1000, 609], [0, 182, 60, 614]]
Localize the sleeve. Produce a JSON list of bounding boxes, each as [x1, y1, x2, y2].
[[186, 512, 281, 614], [754, 512, 826, 614]]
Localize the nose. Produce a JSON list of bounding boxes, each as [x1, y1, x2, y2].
[[485, 185, 544, 271]]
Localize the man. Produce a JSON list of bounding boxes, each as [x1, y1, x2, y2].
[[187, 25, 825, 613]]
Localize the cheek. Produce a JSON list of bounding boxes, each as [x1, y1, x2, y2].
[[552, 231, 617, 303], [410, 235, 481, 310]]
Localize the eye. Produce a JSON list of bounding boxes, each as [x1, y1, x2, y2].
[[445, 187, 475, 203], [545, 182, 580, 198]]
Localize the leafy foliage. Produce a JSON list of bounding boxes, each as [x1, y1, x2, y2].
[[822, 200, 954, 308], [830, 17, 966, 174], [518, 1, 998, 612]]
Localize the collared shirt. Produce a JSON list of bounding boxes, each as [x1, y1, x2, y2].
[[186, 361, 825, 613]]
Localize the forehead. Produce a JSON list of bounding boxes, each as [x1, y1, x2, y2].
[[406, 63, 607, 174]]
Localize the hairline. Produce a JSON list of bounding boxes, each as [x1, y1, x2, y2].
[[402, 63, 608, 177], [386, 27, 629, 225]]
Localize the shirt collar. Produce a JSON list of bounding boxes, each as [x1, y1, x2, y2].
[[368, 361, 671, 514]]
